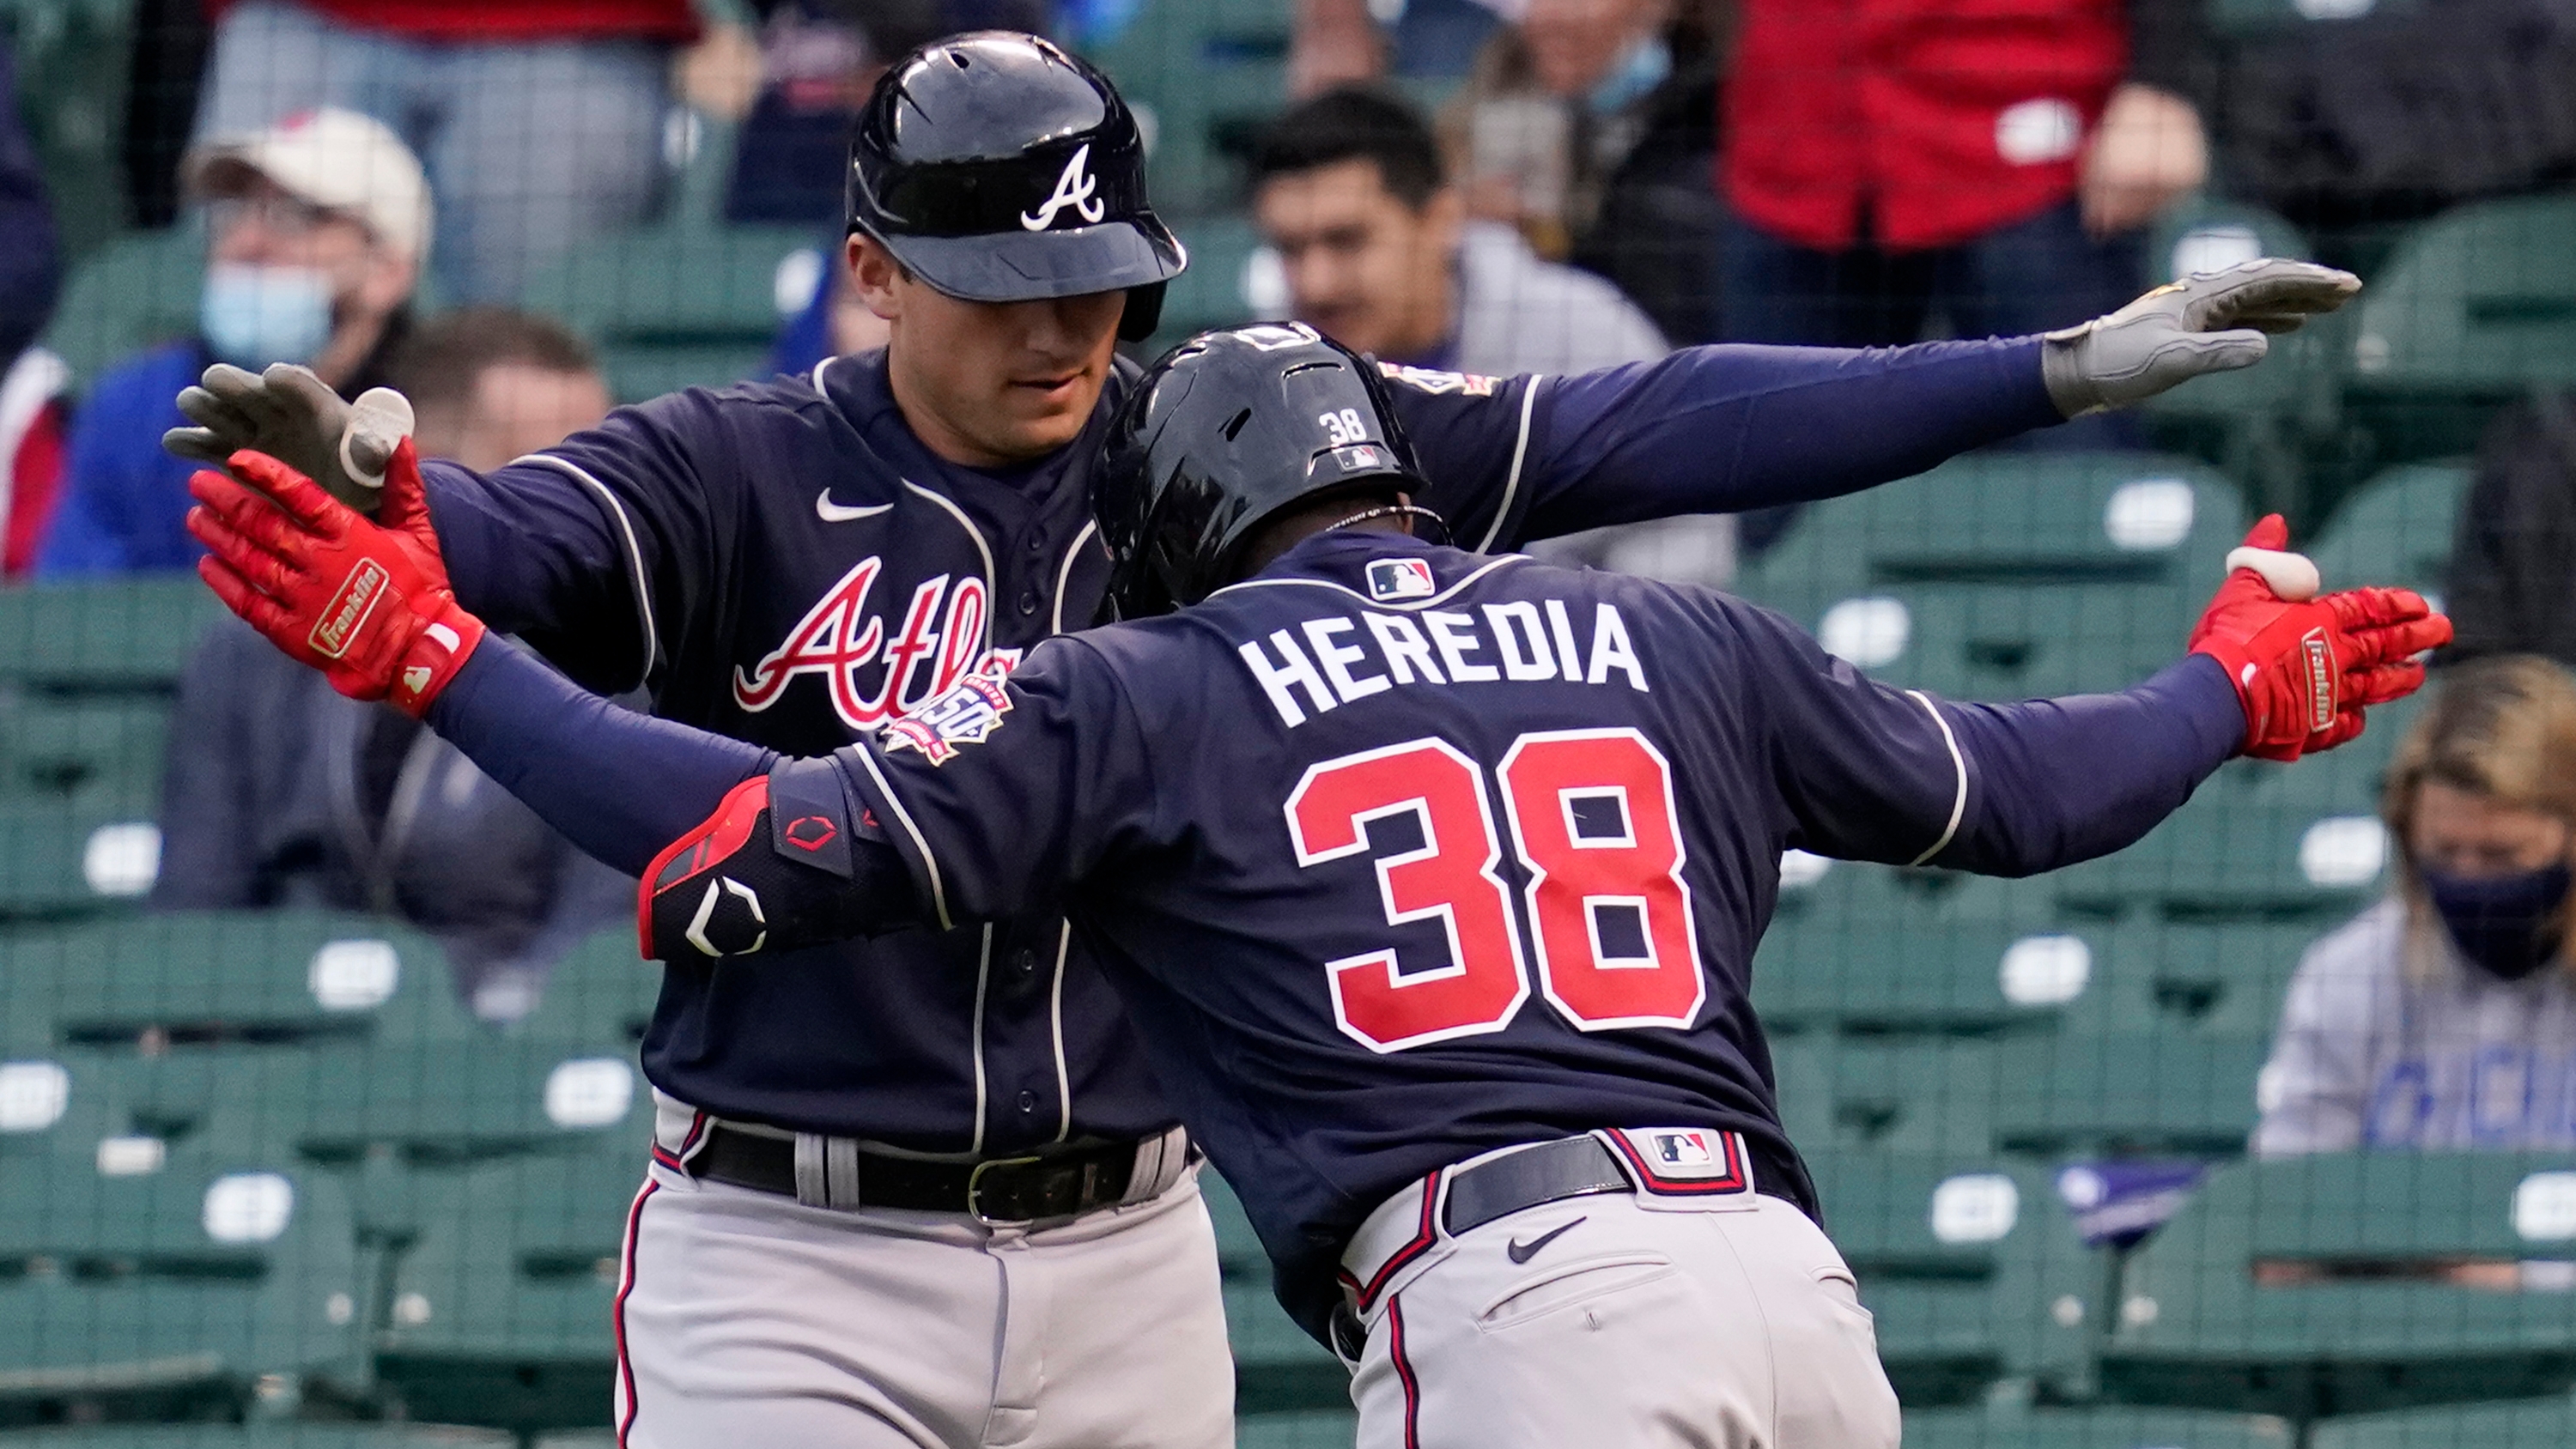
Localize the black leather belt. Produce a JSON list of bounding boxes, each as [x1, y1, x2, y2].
[[1442, 1134, 1634, 1235], [689, 1124, 1145, 1222]]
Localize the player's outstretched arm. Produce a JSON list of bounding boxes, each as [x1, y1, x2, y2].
[[1486, 258, 2360, 545]]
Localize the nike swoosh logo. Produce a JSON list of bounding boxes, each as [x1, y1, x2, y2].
[[816, 489, 894, 523], [1506, 1216, 1586, 1264]]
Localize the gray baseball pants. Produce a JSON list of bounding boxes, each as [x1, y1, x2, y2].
[[1340, 1132, 1902, 1449]]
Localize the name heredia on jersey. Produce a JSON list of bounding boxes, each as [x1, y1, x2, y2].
[[1242, 596, 1649, 729]]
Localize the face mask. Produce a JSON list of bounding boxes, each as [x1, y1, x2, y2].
[[2421, 862, 2573, 982], [199, 263, 334, 367]]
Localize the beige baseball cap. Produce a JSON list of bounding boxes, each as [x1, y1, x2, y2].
[[183, 106, 434, 262]]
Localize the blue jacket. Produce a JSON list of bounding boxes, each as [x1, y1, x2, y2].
[[39, 341, 204, 575]]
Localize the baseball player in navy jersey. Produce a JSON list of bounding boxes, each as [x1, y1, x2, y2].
[[186, 324, 2446, 1447], [163, 27, 2370, 1445]]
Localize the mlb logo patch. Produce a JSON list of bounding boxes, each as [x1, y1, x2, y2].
[[1332, 444, 1387, 474], [1365, 558, 1436, 602], [1653, 1131, 1716, 1167], [879, 671, 1014, 766]]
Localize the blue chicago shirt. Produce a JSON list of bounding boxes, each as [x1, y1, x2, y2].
[[415, 337, 2062, 1151]]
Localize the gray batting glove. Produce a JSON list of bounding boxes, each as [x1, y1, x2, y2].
[[2039, 258, 2362, 417], [163, 362, 416, 513]]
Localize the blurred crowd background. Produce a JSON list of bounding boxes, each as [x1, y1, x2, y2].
[[2, 0, 2576, 1445]]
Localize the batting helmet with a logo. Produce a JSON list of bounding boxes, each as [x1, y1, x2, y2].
[[846, 31, 1186, 342]]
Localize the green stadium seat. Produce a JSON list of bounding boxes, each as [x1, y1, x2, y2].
[[2315, 1397, 2576, 1449], [372, 1150, 643, 1435], [2101, 1153, 2576, 1428], [0, 1155, 363, 1428], [2307, 462, 2470, 598], [0, 799, 157, 924], [1771, 1038, 2001, 1155], [508, 929, 661, 1046], [1200, 1170, 1346, 1414], [1078, 0, 1291, 215], [1236, 1410, 1359, 1448], [1991, 1031, 2267, 1159], [1902, 1404, 2291, 1448], [518, 224, 817, 403], [0, 912, 462, 1058], [36, 226, 204, 390], [0, 579, 223, 694], [2065, 919, 2322, 1038], [1151, 214, 1267, 345], [2049, 794, 2387, 926], [2345, 191, 2576, 461], [0, 694, 172, 814], [1755, 915, 2102, 1036], [1807, 1150, 2099, 1404]]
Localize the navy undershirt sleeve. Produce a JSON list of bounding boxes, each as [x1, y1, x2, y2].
[[1517, 336, 2063, 539], [422, 458, 656, 697], [1931, 654, 2245, 876], [426, 640, 775, 876]]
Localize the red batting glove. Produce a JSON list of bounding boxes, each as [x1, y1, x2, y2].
[[2187, 515, 2451, 761], [185, 442, 485, 718]]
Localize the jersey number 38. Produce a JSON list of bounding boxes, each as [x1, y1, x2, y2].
[[1285, 729, 1703, 1053]]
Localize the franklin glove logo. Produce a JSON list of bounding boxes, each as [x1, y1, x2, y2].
[[310, 558, 391, 660], [2300, 627, 2336, 732], [1020, 144, 1104, 231]]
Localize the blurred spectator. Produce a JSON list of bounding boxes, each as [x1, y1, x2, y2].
[[191, 0, 703, 303], [2442, 395, 2576, 669], [40, 107, 426, 576], [1291, 0, 1510, 94], [1251, 86, 1667, 374], [155, 307, 625, 1023], [1437, 0, 1728, 345], [2254, 657, 2576, 1156], [393, 306, 613, 470], [724, 1, 1054, 225], [1251, 87, 1735, 586], [1720, 0, 2205, 367], [770, 246, 894, 379], [0, 33, 68, 578]]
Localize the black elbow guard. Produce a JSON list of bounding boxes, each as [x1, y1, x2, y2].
[[639, 757, 886, 961]]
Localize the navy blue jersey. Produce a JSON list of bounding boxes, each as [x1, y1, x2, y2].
[[816, 530, 2232, 1337], [416, 338, 2058, 1149]]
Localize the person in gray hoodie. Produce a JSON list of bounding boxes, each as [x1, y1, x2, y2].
[[2255, 655, 2576, 1155]]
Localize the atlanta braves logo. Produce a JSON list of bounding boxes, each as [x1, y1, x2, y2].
[[1020, 144, 1105, 231], [732, 558, 1019, 730]]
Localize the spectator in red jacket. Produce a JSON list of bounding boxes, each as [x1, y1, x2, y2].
[[191, 0, 703, 305], [1721, 0, 2208, 442]]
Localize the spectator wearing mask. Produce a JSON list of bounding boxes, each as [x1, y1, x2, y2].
[[1251, 85, 1668, 378], [1250, 87, 1735, 585], [1720, 0, 2207, 397], [2443, 395, 2576, 669], [155, 307, 626, 1022], [2255, 657, 2576, 1155], [192, 0, 701, 303], [41, 107, 426, 576], [1436, 0, 1727, 345]]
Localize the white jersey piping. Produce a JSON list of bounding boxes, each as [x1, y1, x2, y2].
[[1903, 689, 1970, 867], [1051, 519, 1099, 636], [519, 452, 660, 693], [1050, 920, 1073, 1143], [969, 923, 993, 1157], [1474, 375, 1546, 552]]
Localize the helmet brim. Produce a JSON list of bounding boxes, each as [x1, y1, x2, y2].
[[872, 214, 1188, 304]]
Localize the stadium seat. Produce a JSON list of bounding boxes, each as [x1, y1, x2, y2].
[[2344, 191, 2576, 462], [2314, 1397, 2576, 1449], [2064, 919, 2323, 1038], [372, 1149, 643, 1435], [2049, 793, 2388, 926], [1200, 1169, 1346, 1413], [1771, 1038, 2002, 1155], [2101, 1152, 2576, 1427], [518, 223, 817, 403], [1754, 916, 2102, 1036], [35, 225, 205, 390], [0, 578, 223, 695], [2306, 462, 2469, 599], [1990, 1031, 2268, 1159], [1901, 1403, 2292, 1448], [1078, 0, 1291, 215], [1151, 214, 1267, 345], [0, 694, 173, 815], [1807, 1149, 2099, 1404], [509, 928, 661, 1046], [1236, 1411, 1360, 1448], [0, 1155, 363, 1427]]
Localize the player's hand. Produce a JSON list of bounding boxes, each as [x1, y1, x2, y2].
[[164, 362, 416, 514], [185, 444, 485, 718], [2040, 258, 2361, 416], [2187, 515, 2451, 761]]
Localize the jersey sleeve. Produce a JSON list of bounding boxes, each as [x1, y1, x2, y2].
[[425, 388, 741, 696], [1730, 600, 2243, 873], [832, 636, 1164, 931], [1391, 338, 2061, 552]]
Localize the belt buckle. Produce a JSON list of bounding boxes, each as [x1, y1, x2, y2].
[[967, 1155, 1048, 1225]]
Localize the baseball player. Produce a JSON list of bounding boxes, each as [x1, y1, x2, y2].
[[161, 30, 2365, 1444], [185, 324, 2447, 1448]]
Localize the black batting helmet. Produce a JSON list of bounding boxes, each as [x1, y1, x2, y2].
[[1096, 323, 1428, 621], [846, 31, 1185, 343]]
